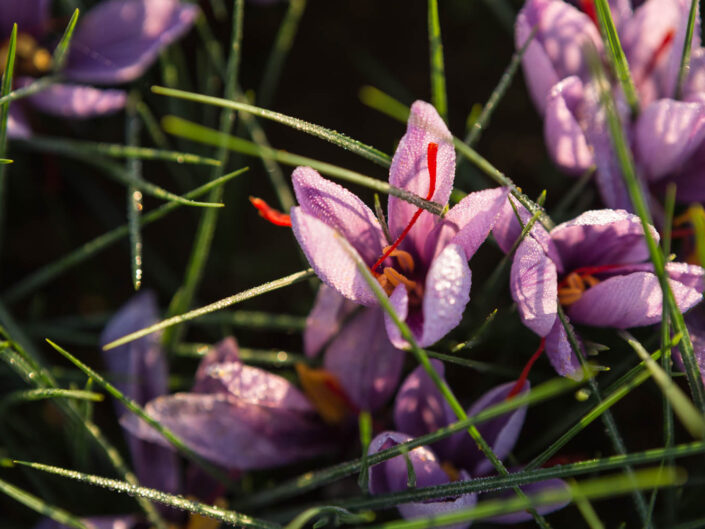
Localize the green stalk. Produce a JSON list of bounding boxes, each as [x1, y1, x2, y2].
[[675, 0, 700, 99], [428, 0, 448, 121]]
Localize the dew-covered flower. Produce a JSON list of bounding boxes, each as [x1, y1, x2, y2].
[[2, 0, 198, 138], [367, 361, 568, 527], [495, 203, 704, 376], [290, 100, 509, 349]]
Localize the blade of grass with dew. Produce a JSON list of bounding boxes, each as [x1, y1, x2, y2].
[[676, 0, 700, 99], [197, 310, 306, 331], [587, 45, 705, 412], [162, 115, 444, 215], [2, 168, 247, 303], [51, 9, 79, 71], [359, 85, 411, 123], [10, 460, 280, 529], [102, 269, 314, 350], [0, 388, 103, 417], [427, 0, 448, 121], [126, 96, 144, 290], [0, 75, 60, 107], [285, 507, 373, 529], [152, 86, 392, 167], [173, 344, 308, 366], [571, 477, 606, 529], [450, 308, 498, 353], [424, 349, 518, 376], [0, 476, 89, 529], [621, 331, 705, 439], [0, 24, 16, 263]]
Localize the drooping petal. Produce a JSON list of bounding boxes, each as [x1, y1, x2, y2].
[[63, 0, 199, 84], [7, 104, 32, 139], [544, 76, 594, 174], [666, 262, 705, 292], [304, 284, 359, 357], [383, 283, 410, 349], [388, 101, 455, 258], [453, 382, 529, 476], [290, 207, 378, 306], [324, 306, 404, 412], [510, 236, 558, 337], [0, 0, 50, 38], [567, 271, 702, 328], [544, 317, 583, 378], [292, 166, 387, 265], [550, 209, 659, 271], [33, 516, 137, 529], [25, 82, 127, 118], [192, 337, 240, 393]]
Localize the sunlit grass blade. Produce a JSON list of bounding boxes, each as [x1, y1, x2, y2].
[[52, 8, 79, 71], [173, 343, 308, 366], [593, 0, 640, 115], [0, 24, 16, 260], [10, 460, 280, 529], [0, 388, 103, 418], [427, 0, 448, 121], [103, 269, 314, 350], [357, 410, 373, 491], [690, 204, 705, 268], [622, 331, 705, 439], [2, 167, 247, 303], [0, 75, 59, 106], [162, 115, 444, 216], [285, 507, 373, 529], [126, 99, 143, 291], [152, 86, 392, 167], [359, 85, 411, 123], [0, 476, 89, 529], [676, 0, 699, 98], [197, 309, 307, 331], [424, 349, 517, 376], [571, 478, 606, 529], [450, 309, 498, 353]]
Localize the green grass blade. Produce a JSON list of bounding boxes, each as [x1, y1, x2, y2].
[[152, 86, 392, 167], [2, 168, 247, 303], [126, 98, 143, 291], [676, 0, 700, 99], [359, 85, 411, 122], [427, 0, 448, 121], [197, 309, 306, 331], [52, 9, 79, 71], [571, 478, 606, 529], [0, 24, 16, 262], [0, 75, 59, 106], [102, 269, 314, 350], [357, 410, 373, 492], [173, 344, 308, 366]]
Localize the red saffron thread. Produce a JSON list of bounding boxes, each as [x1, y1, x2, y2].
[[579, 0, 598, 27], [556, 263, 623, 289], [639, 28, 675, 84], [249, 196, 292, 227], [371, 142, 438, 272], [507, 338, 546, 399]]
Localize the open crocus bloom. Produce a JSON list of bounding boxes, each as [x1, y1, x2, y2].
[[368, 361, 568, 527], [2, 0, 197, 138], [291, 100, 509, 348], [497, 204, 704, 376]]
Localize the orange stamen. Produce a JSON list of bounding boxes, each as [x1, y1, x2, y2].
[[383, 246, 415, 274], [371, 142, 438, 273], [249, 196, 292, 227], [295, 363, 358, 424], [383, 267, 417, 290], [507, 338, 546, 399]]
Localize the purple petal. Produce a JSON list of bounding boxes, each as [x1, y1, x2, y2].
[[33, 516, 137, 529], [304, 284, 359, 357], [454, 382, 529, 476], [324, 306, 405, 412], [388, 101, 455, 259], [0, 0, 50, 38], [7, 104, 31, 139], [25, 82, 127, 118], [292, 166, 387, 265], [192, 337, 240, 393], [545, 317, 583, 378], [383, 283, 410, 349], [398, 489, 477, 529], [511, 236, 558, 337], [550, 209, 659, 271], [683, 48, 705, 102], [483, 474, 570, 523], [64, 0, 198, 84], [674, 307, 705, 382], [567, 271, 703, 328], [290, 207, 377, 306], [544, 76, 594, 174], [666, 262, 705, 292]]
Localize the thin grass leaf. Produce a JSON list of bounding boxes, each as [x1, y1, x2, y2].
[[357, 411, 373, 492], [450, 309, 498, 353], [126, 98, 143, 291], [0, 75, 59, 106], [197, 310, 307, 331], [0, 24, 16, 261], [173, 344, 308, 366], [424, 349, 517, 376], [11, 460, 280, 529], [676, 0, 700, 99], [593, 0, 640, 115], [571, 478, 606, 529], [52, 8, 79, 71], [2, 167, 247, 303], [691, 204, 705, 268], [0, 476, 89, 529], [152, 86, 392, 167], [359, 85, 411, 123], [162, 115, 444, 216], [0, 388, 103, 415], [285, 507, 373, 529], [427, 0, 448, 121], [102, 269, 314, 350]]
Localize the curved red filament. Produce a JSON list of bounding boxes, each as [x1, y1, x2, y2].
[[638, 28, 675, 85], [507, 338, 546, 399], [579, 0, 598, 27], [371, 142, 438, 272], [250, 196, 292, 227], [557, 263, 622, 289]]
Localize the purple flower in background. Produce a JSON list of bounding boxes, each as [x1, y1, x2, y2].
[[367, 361, 568, 526], [2, 0, 198, 138], [495, 204, 704, 376], [291, 100, 509, 348]]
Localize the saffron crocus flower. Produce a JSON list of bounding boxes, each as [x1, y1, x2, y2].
[[2, 0, 198, 138], [496, 204, 704, 376], [291, 100, 509, 348], [368, 361, 568, 526]]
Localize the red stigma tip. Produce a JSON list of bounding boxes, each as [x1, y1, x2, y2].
[[507, 338, 546, 399], [371, 142, 440, 272], [249, 197, 292, 227], [579, 0, 598, 27], [640, 28, 675, 85]]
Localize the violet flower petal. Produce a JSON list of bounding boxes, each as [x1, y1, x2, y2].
[[483, 474, 570, 523], [25, 82, 127, 118], [64, 0, 198, 84], [398, 488, 477, 529], [192, 337, 240, 394], [0, 0, 50, 38], [33, 516, 137, 529], [7, 104, 31, 139], [383, 283, 410, 349], [304, 284, 359, 357], [545, 316, 583, 378]]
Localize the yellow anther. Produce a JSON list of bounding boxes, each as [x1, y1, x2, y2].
[[383, 267, 417, 290], [440, 461, 462, 482], [582, 274, 600, 288], [376, 272, 395, 296], [32, 49, 52, 72], [565, 272, 585, 291], [382, 246, 415, 273], [295, 363, 353, 425], [186, 498, 228, 529], [557, 288, 584, 306]]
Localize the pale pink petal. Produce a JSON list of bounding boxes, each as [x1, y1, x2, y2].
[[303, 284, 358, 358]]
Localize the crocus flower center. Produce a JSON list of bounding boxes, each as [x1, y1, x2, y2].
[[371, 142, 438, 301], [557, 264, 621, 306], [0, 33, 53, 76], [507, 338, 546, 399], [295, 363, 358, 425]]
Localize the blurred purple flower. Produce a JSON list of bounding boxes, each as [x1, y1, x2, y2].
[[367, 361, 568, 527], [496, 204, 704, 376], [2, 0, 198, 138], [291, 100, 509, 348]]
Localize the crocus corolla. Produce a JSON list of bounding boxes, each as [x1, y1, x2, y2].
[[291, 100, 509, 348]]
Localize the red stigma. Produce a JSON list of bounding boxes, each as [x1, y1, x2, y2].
[[249, 196, 292, 227], [371, 142, 438, 272], [507, 338, 546, 399], [557, 263, 622, 289], [579, 0, 598, 27], [639, 28, 675, 85]]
